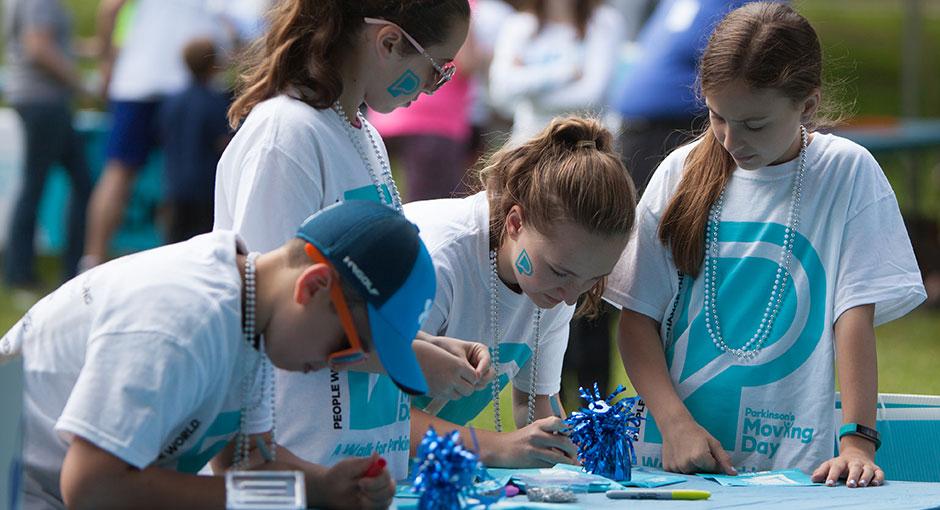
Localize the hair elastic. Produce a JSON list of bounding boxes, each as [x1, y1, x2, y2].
[[576, 140, 596, 149]]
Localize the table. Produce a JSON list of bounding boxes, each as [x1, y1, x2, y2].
[[393, 472, 940, 510]]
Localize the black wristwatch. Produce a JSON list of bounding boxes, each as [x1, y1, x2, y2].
[[839, 423, 881, 450]]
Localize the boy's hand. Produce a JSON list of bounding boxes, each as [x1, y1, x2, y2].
[[811, 437, 884, 488], [661, 418, 736, 475], [414, 336, 494, 400], [317, 454, 394, 510]]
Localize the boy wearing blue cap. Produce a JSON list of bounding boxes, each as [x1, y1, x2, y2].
[[0, 200, 435, 510]]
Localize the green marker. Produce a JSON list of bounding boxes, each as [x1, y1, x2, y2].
[[606, 489, 711, 500]]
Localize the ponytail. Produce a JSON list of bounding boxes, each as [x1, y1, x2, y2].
[[481, 116, 636, 318], [658, 131, 734, 276]]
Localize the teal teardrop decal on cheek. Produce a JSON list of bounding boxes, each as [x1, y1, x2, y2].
[[387, 69, 420, 97], [515, 249, 534, 276]]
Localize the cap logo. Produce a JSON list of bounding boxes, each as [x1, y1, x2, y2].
[[343, 255, 380, 296]]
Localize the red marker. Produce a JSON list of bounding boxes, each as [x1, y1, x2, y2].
[[363, 457, 387, 477]]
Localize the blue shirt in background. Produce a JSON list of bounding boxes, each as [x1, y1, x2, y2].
[[612, 0, 755, 120], [158, 83, 231, 203]]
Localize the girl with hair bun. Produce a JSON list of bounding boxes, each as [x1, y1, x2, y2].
[[607, 2, 924, 487], [214, 0, 483, 491], [405, 116, 638, 467]]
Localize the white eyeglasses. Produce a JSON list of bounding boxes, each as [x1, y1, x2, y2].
[[363, 17, 457, 93]]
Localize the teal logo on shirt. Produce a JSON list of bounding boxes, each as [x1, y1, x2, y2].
[[644, 222, 827, 457], [348, 372, 409, 430], [344, 184, 393, 204], [172, 411, 240, 473], [413, 343, 533, 425]]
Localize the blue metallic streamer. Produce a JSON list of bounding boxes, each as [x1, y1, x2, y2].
[[412, 426, 497, 510], [564, 383, 644, 481]]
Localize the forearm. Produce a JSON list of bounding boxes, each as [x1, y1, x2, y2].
[[511, 389, 558, 429], [23, 32, 83, 92], [411, 408, 504, 465], [617, 310, 691, 427], [274, 447, 339, 509], [834, 304, 878, 453], [61, 438, 225, 510], [208, 437, 334, 509], [95, 0, 125, 62]]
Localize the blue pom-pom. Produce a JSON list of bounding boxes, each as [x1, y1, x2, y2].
[[412, 426, 491, 510], [564, 383, 644, 481]]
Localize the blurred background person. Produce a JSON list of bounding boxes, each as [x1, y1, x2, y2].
[[466, 0, 516, 165], [81, 0, 226, 270], [489, 0, 626, 145], [611, 0, 754, 195], [157, 37, 233, 244], [2, 0, 92, 292]]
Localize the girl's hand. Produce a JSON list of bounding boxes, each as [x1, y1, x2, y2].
[[491, 417, 578, 468], [661, 418, 737, 475], [811, 438, 884, 488], [414, 336, 494, 399]]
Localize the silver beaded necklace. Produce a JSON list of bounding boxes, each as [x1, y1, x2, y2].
[[489, 248, 542, 432], [698, 126, 808, 362], [332, 102, 403, 212], [234, 252, 276, 468]]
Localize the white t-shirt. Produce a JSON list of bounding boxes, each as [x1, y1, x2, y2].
[[213, 94, 412, 479], [404, 192, 574, 427], [108, 0, 224, 101], [489, 5, 625, 143], [4, 232, 270, 510], [605, 133, 926, 473]]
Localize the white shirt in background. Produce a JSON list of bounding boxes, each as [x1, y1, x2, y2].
[[108, 0, 225, 101], [489, 5, 626, 143]]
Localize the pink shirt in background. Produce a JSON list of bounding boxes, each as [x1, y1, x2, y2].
[[369, 72, 473, 141]]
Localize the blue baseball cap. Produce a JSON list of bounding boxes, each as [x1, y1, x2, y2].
[[295, 201, 435, 396]]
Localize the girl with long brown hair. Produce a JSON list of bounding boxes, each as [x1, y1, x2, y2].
[[607, 2, 923, 487], [406, 116, 637, 467], [213, 0, 476, 489]]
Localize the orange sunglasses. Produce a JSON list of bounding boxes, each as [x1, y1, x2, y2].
[[304, 243, 368, 367]]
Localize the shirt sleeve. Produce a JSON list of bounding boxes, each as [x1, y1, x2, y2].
[[604, 203, 678, 322], [224, 143, 325, 252], [511, 304, 575, 396], [419, 247, 455, 336], [834, 193, 926, 326], [55, 332, 209, 470]]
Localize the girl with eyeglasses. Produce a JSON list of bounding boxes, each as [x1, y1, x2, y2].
[[214, 0, 480, 486]]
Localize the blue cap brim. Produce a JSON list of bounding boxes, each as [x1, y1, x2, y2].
[[366, 303, 428, 396]]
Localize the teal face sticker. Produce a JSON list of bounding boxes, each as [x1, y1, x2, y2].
[[387, 69, 420, 97], [515, 249, 534, 276]]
